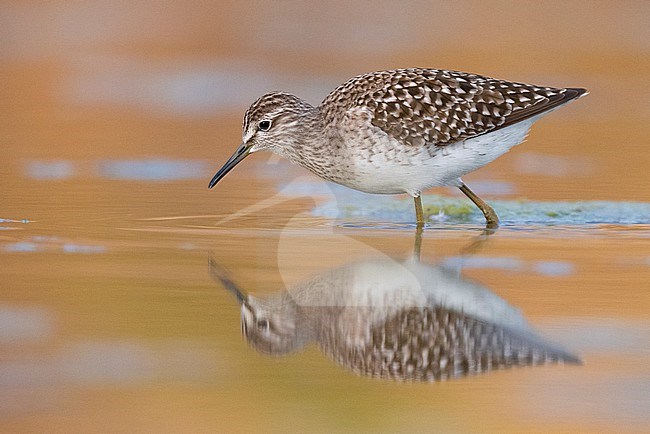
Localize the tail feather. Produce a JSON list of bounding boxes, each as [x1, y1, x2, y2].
[[501, 86, 588, 128]]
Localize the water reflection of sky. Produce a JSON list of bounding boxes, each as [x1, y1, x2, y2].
[[97, 159, 208, 181], [0, 306, 53, 344], [3, 236, 105, 254], [24, 159, 209, 181], [440, 256, 575, 277], [25, 160, 75, 180]]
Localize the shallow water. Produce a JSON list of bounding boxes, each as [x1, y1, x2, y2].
[[2, 164, 649, 432], [2, 2, 650, 433]]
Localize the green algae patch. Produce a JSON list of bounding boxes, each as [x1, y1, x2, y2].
[[423, 203, 475, 220], [305, 181, 650, 226]]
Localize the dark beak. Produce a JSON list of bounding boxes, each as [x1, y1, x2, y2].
[[208, 143, 250, 189], [208, 253, 247, 304]]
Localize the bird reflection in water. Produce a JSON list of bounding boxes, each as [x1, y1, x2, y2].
[[209, 240, 580, 382]]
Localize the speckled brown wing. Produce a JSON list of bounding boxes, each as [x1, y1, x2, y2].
[[323, 68, 586, 147], [326, 307, 580, 382]]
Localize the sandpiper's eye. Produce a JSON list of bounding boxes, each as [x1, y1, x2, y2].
[[258, 120, 272, 132], [256, 319, 269, 331]]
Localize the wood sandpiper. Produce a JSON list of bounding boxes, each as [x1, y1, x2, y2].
[[208, 68, 587, 227]]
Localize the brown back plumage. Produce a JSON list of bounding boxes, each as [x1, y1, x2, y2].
[[321, 68, 587, 147]]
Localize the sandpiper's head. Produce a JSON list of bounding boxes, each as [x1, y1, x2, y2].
[[241, 295, 309, 355], [208, 92, 315, 189]]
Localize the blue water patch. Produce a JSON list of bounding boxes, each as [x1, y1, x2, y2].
[[440, 256, 575, 276], [0, 306, 53, 343], [441, 256, 523, 271], [534, 261, 575, 276], [32, 236, 60, 242], [4, 242, 39, 253], [3, 237, 106, 254], [97, 159, 208, 181], [24, 161, 75, 180], [24, 159, 210, 182], [62, 244, 106, 254]]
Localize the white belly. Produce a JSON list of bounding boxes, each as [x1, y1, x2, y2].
[[339, 119, 535, 196]]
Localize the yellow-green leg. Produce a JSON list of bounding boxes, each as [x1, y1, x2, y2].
[[459, 183, 500, 228], [413, 195, 424, 261], [414, 195, 424, 227], [413, 223, 423, 261]]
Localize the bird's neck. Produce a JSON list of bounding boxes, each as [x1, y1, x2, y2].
[[280, 107, 340, 179]]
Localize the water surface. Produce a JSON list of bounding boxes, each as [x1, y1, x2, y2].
[[1, 2, 649, 432]]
